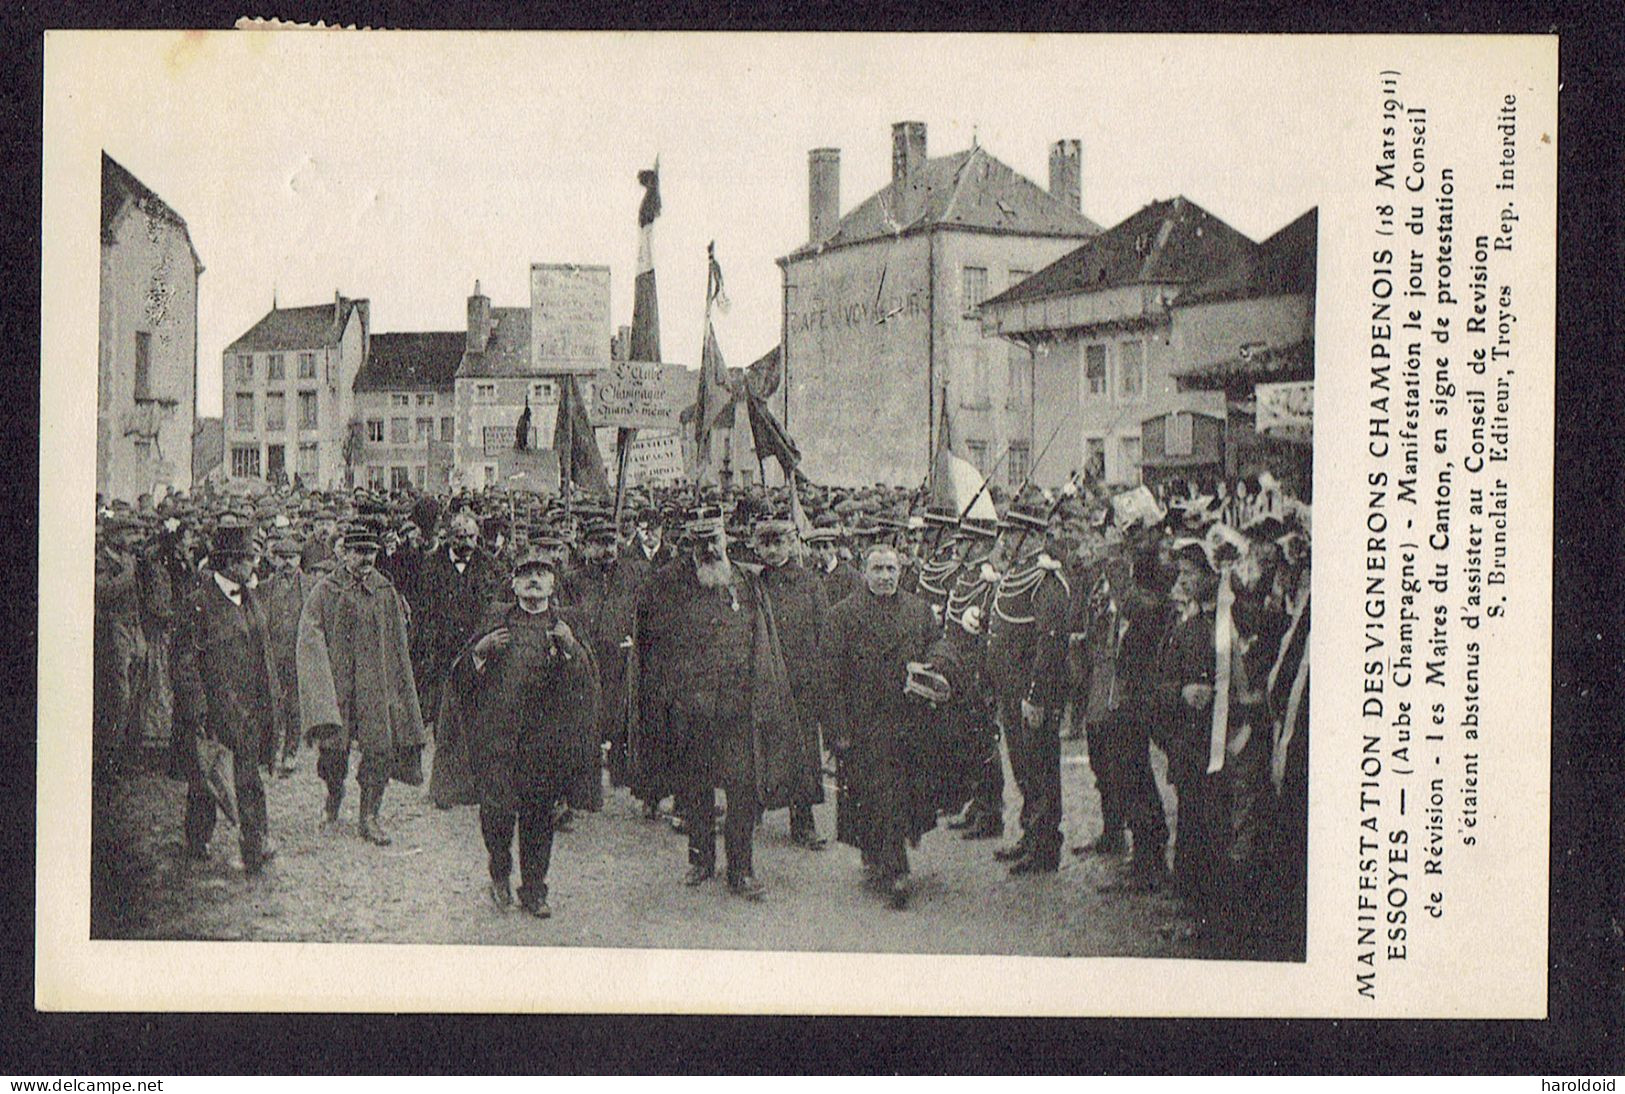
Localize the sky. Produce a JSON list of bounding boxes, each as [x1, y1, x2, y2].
[[66, 31, 1329, 417]]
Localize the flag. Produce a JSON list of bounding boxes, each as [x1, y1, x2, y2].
[[788, 475, 813, 540], [693, 243, 734, 479], [553, 374, 611, 497], [744, 344, 782, 400], [631, 160, 662, 363], [745, 389, 800, 477], [930, 396, 995, 521], [514, 393, 532, 451]]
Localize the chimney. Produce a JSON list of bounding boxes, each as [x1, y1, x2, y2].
[[1049, 139, 1083, 212], [808, 148, 841, 243], [891, 121, 927, 184], [467, 279, 491, 354], [334, 289, 343, 325]]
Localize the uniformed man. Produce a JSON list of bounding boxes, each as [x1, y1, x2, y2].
[[984, 499, 1072, 874], [929, 515, 1005, 840], [805, 515, 863, 606], [298, 517, 427, 845], [913, 505, 968, 625]]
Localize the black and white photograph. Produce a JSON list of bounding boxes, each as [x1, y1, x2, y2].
[[83, 32, 1314, 965], [37, 29, 1560, 1020]]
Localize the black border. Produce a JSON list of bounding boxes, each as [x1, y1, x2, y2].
[[3, 0, 1621, 1075]]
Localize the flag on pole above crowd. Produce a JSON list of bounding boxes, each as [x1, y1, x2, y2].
[[553, 373, 611, 497], [514, 392, 532, 451], [693, 242, 733, 481], [931, 396, 996, 520], [631, 159, 662, 363]]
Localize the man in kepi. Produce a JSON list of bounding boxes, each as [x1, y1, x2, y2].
[[298, 516, 426, 845], [632, 503, 813, 900], [822, 543, 943, 909], [751, 505, 830, 850], [445, 545, 600, 918], [170, 514, 286, 874]]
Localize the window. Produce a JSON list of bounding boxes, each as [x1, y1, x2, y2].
[[234, 392, 254, 431], [230, 445, 261, 479], [391, 417, 411, 444], [529, 380, 556, 403], [1165, 412, 1194, 457], [391, 466, 411, 490], [475, 383, 497, 403], [961, 266, 988, 316], [298, 390, 319, 430], [366, 419, 385, 443], [482, 464, 497, 487], [265, 391, 286, 432], [1119, 435, 1142, 485], [298, 352, 317, 380], [1119, 341, 1145, 400], [1084, 437, 1105, 480], [966, 439, 989, 473], [415, 417, 433, 443], [1008, 268, 1031, 289], [414, 465, 427, 489], [132, 438, 152, 462], [267, 354, 285, 382], [416, 393, 435, 407], [1085, 344, 1108, 398], [367, 465, 385, 489], [299, 442, 319, 478], [134, 331, 152, 401], [440, 416, 455, 443], [1007, 441, 1031, 487], [266, 444, 285, 480], [236, 354, 254, 383], [1005, 343, 1031, 410], [391, 394, 411, 407]]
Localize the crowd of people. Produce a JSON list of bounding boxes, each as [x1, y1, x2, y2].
[[91, 466, 1310, 959]]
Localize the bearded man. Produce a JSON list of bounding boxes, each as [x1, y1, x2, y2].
[[822, 544, 942, 909], [631, 504, 815, 899], [413, 510, 503, 718]]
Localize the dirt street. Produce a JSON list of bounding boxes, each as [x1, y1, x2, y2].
[[98, 735, 1208, 958]]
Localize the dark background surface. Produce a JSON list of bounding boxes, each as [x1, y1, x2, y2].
[[1, 0, 1620, 1074]]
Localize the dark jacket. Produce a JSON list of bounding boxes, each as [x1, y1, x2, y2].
[[171, 577, 287, 767], [984, 553, 1073, 715], [822, 588, 941, 850], [412, 544, 504, 714]]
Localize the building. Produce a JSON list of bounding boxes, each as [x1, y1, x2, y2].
[[978, 196, 1262, 488], [1164, 207, 1318, 496], [451, 284, 555, 490], [192, 416, 223, 486], [352, 330, 464, 492], [99, 153, 202, 502], [777, 122, 1100, 487], [220, 292, 370, 489]]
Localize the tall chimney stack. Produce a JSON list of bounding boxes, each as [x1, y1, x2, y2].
[[808, 148, 841, 243], [1049, 139, 1083, 212], [892, 121, 927, 184], [467, 279, 491, 355]]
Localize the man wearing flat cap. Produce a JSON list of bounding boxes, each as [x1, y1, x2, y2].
[[432, 545, 600, 918], [631, 503, 814, 899], [805, 514, 863, 606], [570, 518, 651, 797], [170, 515, 286, 874], [298, 517, 426, 845]]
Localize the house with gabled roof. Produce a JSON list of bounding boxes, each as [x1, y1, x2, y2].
[[777, 122, 1100, 487], [979, 196, 1264, 488], [221, 290, 370, 488], [99, 152, 203, 501], [353, 330, 465, 492]]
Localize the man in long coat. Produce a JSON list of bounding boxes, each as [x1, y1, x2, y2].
[[262, 533, 316, 776], [298, 518, 426, 845], [412, 509, 503, 720], [437, 546, 600, 918], [822, 543, 942, 909], [631, 504, 816, 899], [569, 520, 650, 793], [170, 517, 287, 874], [751, 508, 830, 850]]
